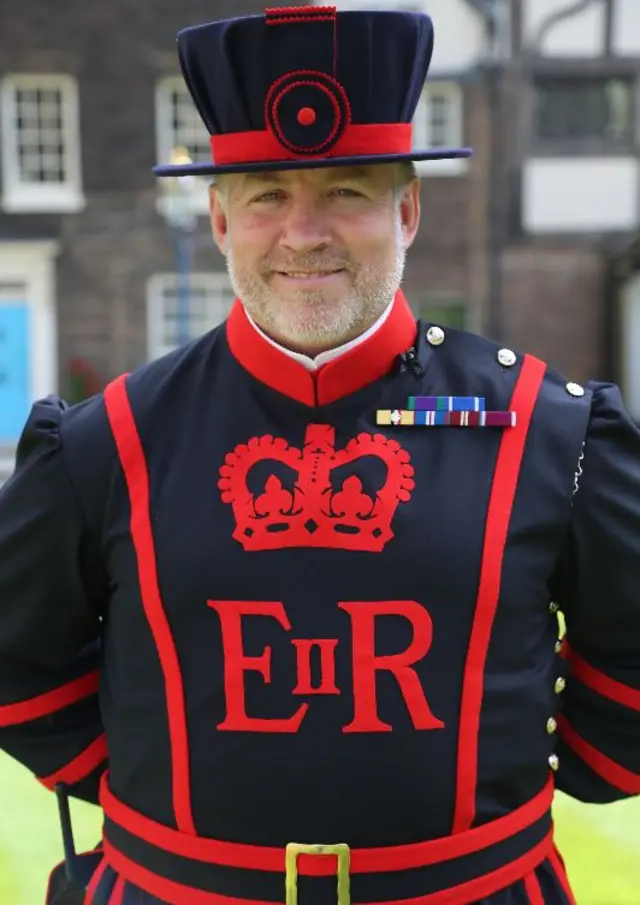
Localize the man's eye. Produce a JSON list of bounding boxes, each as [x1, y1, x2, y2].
[[252, 191, 283, 203], [331, 187, 361, 197]]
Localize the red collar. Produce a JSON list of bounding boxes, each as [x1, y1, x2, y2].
[[226, 291, 417, 406]]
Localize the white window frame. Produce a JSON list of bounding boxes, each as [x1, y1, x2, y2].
[[413, 81, 467, 176], [155, 77, 211, 216], [146, 271, 235, 360], [0, 74, 85, 214]]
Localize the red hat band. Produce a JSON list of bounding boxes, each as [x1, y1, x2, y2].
[[210, 68, 414, 167]]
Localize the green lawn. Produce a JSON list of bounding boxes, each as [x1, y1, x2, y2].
[[1, 753, 639, 905], [0, 755, 102, 905]]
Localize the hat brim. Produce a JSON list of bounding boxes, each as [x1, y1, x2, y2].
[[153, 147, 473, 177]]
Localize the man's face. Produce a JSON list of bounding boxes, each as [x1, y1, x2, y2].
[[209, 164, 421, 354]]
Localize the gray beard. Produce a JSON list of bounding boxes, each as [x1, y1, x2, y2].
[[224, 219, 407, 350]]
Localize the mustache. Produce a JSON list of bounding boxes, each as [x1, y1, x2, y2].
[[261, 254, 354, 273]]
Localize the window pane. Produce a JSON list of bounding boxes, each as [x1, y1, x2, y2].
[[159, 278, 235, 351], [13, 84, 69, 185], [169, 87, 210, 162], [534, 77, 633, 142], [412, 93, 429, 148], [413, 85, 460, 150]]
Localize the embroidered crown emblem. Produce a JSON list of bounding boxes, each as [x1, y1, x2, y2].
[[218, 425, 414, 552]]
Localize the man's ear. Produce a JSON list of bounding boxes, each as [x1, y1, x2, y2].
[[209, 184, 229, 256], [398, 179, 421, 250]]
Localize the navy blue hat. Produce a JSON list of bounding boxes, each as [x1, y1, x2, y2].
[[154, 6, 473, 177]]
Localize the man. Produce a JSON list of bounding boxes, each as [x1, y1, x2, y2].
[[0, 7, 639, 905]]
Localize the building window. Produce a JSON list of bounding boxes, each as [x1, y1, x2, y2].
[[418, 294, 468, 330], [533, 75, 634, 146], [147, 272, 235, 360], [0, 74, 84, 213], [412, 82, 466, 175], [156, 78, 211, 213]]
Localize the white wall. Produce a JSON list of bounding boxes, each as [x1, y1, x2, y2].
[[611, 0, 640, 56], [421, 0, 487, 73], [522, 158, 639, 233], [522, 0, 607, 57]]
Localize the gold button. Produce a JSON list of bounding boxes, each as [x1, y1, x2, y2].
[[549, 754, 559, 771], [554, 677, 566, 694], [426, 326, 445, 346], [548, 601, 559, 614], [547, 717, 557, 734], [554, 640, 563, 654]]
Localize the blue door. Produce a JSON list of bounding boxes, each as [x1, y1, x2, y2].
[[0, 303, 30, 442]]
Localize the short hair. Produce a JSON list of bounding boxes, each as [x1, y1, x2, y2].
[[395, 161, 418, 188]]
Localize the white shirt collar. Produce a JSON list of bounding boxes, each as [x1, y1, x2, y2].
[[244, 299, 394, 372]]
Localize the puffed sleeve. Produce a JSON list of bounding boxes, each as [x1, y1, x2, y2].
[[549, 383, 640, 803], [0, 396, 108, 804]]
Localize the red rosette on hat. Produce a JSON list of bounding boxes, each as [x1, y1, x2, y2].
[[265, 71, 351, 156]]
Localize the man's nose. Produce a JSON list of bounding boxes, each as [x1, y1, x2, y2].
[[279, 198, 332, 252]]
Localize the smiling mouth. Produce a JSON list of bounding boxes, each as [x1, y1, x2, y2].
[[276, 270, 345, 278]]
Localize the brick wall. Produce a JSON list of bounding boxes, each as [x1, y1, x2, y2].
[[502, 244, 606, 383]]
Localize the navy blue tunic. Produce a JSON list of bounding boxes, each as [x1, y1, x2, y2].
[[1, 293, 639, 905]]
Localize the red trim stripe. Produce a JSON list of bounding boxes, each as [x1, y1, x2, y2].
[[211, 124, 412, 166], [549, 847, 577, 905], [103, 833, 552, 905], [566, 646, 640, 711], [453, 354, 546, 832], [108, 876, 126, 905], [39, 734, 108, 791], [104, 375, 196, 835], [83, 855, 108, 905], [100, 771, 553, 873], [0, 671, 100, 727], [523, 870, 545, 905], [558, 716, 640, 794]]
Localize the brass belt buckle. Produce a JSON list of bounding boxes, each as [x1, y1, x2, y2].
[[285, 842, 351, 905]]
